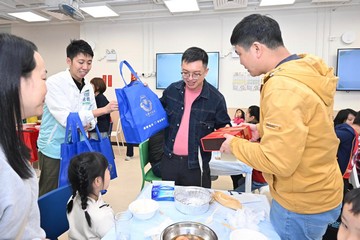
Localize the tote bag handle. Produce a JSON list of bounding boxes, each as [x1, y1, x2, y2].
[[64, 112, 94, 151], [119, 60, 142, 86]]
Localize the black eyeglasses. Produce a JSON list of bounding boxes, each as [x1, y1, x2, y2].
[[181, 72, 202, 80]]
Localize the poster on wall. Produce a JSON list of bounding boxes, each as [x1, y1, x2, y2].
[[232, 72, 262, 91]]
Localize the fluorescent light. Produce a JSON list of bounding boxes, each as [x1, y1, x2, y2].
[[8, 12, 49, 22], [80, 5, 118, 18], [164, 0, 199, 13], [260, 0, 295, 6]]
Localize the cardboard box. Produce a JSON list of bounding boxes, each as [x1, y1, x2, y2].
[[200, 126, 252, 152]]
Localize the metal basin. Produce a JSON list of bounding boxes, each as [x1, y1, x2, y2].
[[161, 221, 218, 240]]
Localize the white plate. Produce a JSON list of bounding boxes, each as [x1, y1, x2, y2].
[[230, 228, 268, 240]]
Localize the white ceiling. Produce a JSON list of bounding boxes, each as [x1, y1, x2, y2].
[[0, 0, 358, 25]]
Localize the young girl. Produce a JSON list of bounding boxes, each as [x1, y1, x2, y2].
[[233, 108, 245, 125], [67, 152, 114, 239]]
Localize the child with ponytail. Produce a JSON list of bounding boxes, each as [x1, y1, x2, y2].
[[67, 152, 115, 239]]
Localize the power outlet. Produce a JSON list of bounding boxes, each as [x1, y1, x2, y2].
[[106, 53, 117, 61]]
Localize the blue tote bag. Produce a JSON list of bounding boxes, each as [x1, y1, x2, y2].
[[59, 113, 117, 187], [115, 60, 168, 144]]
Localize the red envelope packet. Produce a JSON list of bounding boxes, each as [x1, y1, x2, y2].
[[200, 126, 252, 152]]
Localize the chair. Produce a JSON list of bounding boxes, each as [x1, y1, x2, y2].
[[139, 139, 161, 189], [350, 165, 360, 189], [38, 184, 73, 240], [110, 118, 124, 156]]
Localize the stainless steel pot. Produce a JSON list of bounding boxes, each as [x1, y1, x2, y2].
[[161, 221, 218, 240], [174, 186, 212, 215]]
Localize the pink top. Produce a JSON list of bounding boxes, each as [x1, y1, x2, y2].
[[173, 87, 201, 155], [233, 117, 244, 125]]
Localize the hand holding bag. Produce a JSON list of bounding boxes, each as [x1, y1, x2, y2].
[[115, 60, 168, 144], [58, 113, 117, 188]]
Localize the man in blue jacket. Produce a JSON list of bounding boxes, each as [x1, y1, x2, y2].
[[160, 47, 230, 188]]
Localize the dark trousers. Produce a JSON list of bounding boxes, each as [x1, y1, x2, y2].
[[231, 174, 243, 189], [150, 161, 162, 178], [38, 151, 60, 197], [161, 154, 211, 188], [126, 144, 134, 157]]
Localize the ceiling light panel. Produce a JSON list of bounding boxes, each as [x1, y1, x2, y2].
[[80, 5, 119, 18], [260, 0, 295, 6], [164, 0, 200, 13], [8, 11, 49, 22]]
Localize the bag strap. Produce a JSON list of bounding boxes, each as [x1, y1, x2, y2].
[[64, 113, 77, 143], [64, 112, 94, 151], [119, 60, 142, 86], [94, 125, 104, 142]]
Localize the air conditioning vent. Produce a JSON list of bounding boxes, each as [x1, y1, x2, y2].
[[213, 0, 248, 10], [42, 9, 73, 20]]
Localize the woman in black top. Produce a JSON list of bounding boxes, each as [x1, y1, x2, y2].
[[90, 77, 111, 139]]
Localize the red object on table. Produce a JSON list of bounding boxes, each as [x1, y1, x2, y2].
[[22, 128, 40, 163], [200, 126, 252, 152]]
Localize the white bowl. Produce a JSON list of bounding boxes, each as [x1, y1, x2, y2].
[[128, 199, 159, 220]]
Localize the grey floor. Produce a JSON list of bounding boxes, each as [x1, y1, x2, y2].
[[58, 145, 233, 239]]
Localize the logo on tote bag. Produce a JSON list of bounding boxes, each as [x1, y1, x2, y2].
[[140, 95, 154, 116]]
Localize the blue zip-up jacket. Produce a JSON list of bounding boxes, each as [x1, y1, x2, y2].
[[335, 123, 357, 176], [160, 80, 231, 169]]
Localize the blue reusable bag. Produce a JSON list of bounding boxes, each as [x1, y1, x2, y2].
[[59, 113, 117, 188], [115, 60, 168, 144]]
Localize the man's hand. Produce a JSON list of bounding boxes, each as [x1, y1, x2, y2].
[[83, 123, 91, 131], [220, 133, 235, 154], [105, 101, 119, 114]]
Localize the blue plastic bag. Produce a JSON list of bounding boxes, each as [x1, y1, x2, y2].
[[115, 60, 168, 144]]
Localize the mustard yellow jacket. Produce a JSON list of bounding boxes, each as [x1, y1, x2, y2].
[[231, 54, 343, 214]]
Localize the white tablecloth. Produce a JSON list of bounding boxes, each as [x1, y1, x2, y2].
[[102, 184, 280, 240]]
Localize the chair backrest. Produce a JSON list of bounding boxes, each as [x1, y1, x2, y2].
[[38, 184, 73, 240], [116, 118, 121, 134], [139, 139, 150, 174]]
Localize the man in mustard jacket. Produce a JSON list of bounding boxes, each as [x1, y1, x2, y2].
[[221, 14, 343, 240]]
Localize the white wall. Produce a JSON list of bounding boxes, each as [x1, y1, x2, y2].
[[11, 5, 360, 111], [11, 24, 80, 76]]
